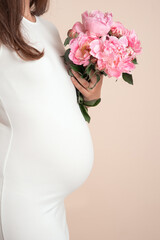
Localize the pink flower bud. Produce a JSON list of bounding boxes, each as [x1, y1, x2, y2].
[[90, 57, 97, 64], [67, 29, 78, 38]]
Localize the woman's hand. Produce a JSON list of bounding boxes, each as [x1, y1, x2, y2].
[[70, 69, 103, 105]]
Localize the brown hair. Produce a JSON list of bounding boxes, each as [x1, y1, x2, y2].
[[0, 0, 50, 61]]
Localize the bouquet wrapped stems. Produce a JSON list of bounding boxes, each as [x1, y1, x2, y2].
[[64, 54, 104, 123]]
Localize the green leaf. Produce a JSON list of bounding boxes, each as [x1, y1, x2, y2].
[[101, 71, 107, 76], [79, 104, 91, 123], [78, 92, 84, 104], [64, 49, 72, 64], [122, 73, 133, 85], [70, 63, 84, 74], [85, 63, 94, 75], [131, 58, 138, 64], [83, 98, 101, 107], [81, 73, 89, 79], [64, 37, 72, 46], [96, 73, 100, 81], [88, 73, 101, 89]]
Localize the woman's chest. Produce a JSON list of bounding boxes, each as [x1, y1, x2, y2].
[[0, 44, 75, 106]]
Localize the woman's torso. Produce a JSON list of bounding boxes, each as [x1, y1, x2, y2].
[[0, 15, 94, 199]]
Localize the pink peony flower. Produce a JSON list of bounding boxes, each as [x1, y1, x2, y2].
[[90, 35, 136, 78], [81, 10, 113, 37], [64, 10, 142, 81], [110, 21, 127, 38], [125, 29, 142, 54], [72, 22, 85, 34], [89, 38, 105, 59], [69, 32, 96, 66]]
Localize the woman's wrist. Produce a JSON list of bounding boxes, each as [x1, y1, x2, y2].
[[83, 97, 101, 107]]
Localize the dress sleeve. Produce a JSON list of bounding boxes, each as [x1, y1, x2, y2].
[[48, 21, 66, 57], [40, 17, 66, 57]]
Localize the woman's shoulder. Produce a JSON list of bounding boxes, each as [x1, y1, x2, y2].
[[39, 16, 65, 55], [39, 17, 64, 43], [39, 16, 60, 36]]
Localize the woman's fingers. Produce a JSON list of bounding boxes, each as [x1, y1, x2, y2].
[[70, 68, 104, 102], [71, 69, 90, 89], [71, 76, 90, 98]]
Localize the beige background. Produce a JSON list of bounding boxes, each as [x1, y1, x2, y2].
[[43, 0, 160, 239]]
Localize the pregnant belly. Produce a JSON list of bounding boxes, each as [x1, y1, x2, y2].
[[4, 98, 94, 198]]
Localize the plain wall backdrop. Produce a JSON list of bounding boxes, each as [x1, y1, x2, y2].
[[43, 0, 160, 239]]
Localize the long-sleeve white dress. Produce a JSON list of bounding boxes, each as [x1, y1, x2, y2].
[[0, 15, 94, 240]]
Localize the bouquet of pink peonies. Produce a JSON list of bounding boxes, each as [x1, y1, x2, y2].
[[62, 10, 142, 123]]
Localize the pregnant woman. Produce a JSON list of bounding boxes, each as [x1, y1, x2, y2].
[[0, 0, 103, 239]]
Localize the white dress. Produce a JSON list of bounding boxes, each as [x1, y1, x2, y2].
[[0, 15, 94, 240]]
